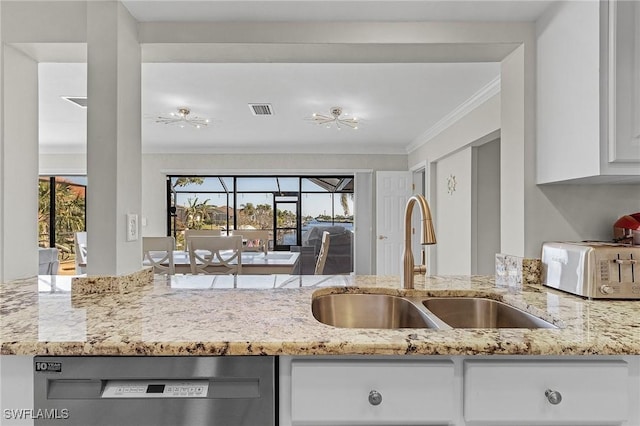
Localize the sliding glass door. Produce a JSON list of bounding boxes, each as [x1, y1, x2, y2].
[[168, 174, 355, 272], [274, 195, 300, 250]]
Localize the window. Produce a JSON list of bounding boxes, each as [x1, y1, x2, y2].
[[168, 175, 354, 260], [38, 176, 87, 274]]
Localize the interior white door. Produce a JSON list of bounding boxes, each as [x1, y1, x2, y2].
[[376, 171, 413, 275]]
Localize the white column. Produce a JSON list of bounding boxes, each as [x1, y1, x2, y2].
[[1, 45, 39, 281], [0, 0, 4, 281], [354, 171, 373, 275], [86, 1, 141, 275], [500, 45, 526, 257]]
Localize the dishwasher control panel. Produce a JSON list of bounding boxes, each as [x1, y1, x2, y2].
[[102, 380, 209, 398]]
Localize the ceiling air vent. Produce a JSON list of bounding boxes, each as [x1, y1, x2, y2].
[[62, 96, 88, 108], [248, 103, 273, 116]]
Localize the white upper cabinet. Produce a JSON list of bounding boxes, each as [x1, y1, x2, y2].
[[609, 0, 640, 164], [536, 0, 640, 184]]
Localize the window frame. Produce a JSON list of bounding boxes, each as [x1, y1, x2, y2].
[[167, 174, 354, 253]]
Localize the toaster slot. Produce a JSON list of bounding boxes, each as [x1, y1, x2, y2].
[[614, 254, 636, 283]]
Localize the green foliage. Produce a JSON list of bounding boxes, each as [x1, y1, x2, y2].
[[184, 197, 210, 230], [276, 208, 296, 228], [38, 180, 85, 250], [238, 203, 273, 229], [172, 177, 204, 188]]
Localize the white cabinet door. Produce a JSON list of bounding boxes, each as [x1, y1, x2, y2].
[[291, 359, 454, 425], [536, 0, 640, 183], [463, 360, 629, 425], [608, 0, 640, 163]]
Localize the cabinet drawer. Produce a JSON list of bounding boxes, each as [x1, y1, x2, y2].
[[464, 360, 629, 425], [291, 359, 454, 425]]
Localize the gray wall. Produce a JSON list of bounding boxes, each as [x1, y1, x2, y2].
[[473, 138, 501, 274]]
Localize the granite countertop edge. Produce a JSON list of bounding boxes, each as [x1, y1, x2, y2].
[[2, 274, 640, 357]]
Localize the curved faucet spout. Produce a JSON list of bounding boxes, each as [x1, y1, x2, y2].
[[401, 194, 437, 289]]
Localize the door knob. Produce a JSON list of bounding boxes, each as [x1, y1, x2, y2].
[[545, 389, 562, 405], [378, 235, 388, 240], [368, 390, 382, 406]]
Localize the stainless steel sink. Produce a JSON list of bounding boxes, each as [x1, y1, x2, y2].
[[312, 293, 443, 329], [311, 292, 559, 330], [421, 297, 558, 329]]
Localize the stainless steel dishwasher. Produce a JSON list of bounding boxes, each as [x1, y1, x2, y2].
[[33, 356, 275, 426]]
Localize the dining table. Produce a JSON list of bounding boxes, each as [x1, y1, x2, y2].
[[162, 250, 301, 275]]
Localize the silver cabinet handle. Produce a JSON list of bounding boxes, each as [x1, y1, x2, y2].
[[368, 390, 382, 406], [545, 389, 562, 405]]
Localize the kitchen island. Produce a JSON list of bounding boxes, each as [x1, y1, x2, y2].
[[2, 273, 640, 426], [1, 272, 640, 356]]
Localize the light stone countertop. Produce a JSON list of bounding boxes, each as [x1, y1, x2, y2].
[[1, 273, 639, 356]]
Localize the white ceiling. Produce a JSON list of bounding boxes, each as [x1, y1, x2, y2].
[[122, 0, 554, 23], [37, 1, 555, 155]]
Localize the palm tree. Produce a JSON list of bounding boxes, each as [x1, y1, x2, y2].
[[38, 179, 86, 249], [183, 197, 210, 229], [53, 182, 85, 245], [38, 180, 51, 246], [172, 177, 205, 189], [255, 203, 273, 229], [340, 193, 351, 216]]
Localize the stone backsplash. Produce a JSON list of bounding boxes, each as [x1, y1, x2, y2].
[[495, 253, 542, 288]]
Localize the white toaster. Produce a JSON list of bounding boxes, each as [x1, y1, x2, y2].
[[541, 241, 640, 299]]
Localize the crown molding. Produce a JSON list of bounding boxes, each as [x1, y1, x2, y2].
[[406, 75, 501, 154]]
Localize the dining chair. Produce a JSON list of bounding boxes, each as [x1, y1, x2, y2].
[[314, 231, 331, 275], [142, 236, 176, 275], [74, 232, 87, 274], [38, 247, 60, 275], [188, 235, 243, 275], [184, 229, 221, 252]]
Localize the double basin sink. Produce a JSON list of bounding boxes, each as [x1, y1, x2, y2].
[[312, 292, 558, 330]]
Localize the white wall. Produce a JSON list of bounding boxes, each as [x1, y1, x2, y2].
[[536, 184, 640, 243], [409, 94, 500, 165], [500, 44, 528, 257], [354, 171, 373, 274], [1, 45, 39, 281], [39, 154, 86, 175], [435, 148, 473, 275], [408, 94, 501, 274], [472, 138, 500, 275]]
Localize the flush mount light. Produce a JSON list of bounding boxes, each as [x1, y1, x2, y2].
[[307, 106, 359, 130], [154, 107, 210, 129]]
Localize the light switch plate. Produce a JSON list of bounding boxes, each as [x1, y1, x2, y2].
[[126, 213, 138, 242]]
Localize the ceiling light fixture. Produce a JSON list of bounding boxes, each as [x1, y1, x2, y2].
[[155, 107, 210, 129], [308, 106, 359, 130]]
